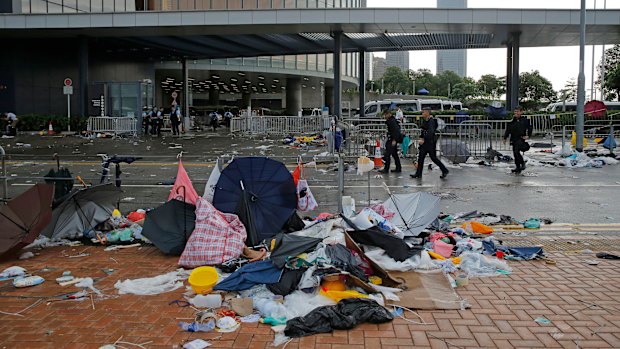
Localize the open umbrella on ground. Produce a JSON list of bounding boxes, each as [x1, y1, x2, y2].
[[382, 192, 441, 237], [213, 157, 297, 246], [270, 233, 322, 268], [142, 199, 196, 255], [44, 154, 74, 206], [439, 139, 471, 164], [0, 184, 54, 260], [41, 183, 121, 239]]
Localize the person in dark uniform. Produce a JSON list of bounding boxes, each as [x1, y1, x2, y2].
[[170, 106, 180, 135], [410, 107, 449, 179], [380, 109, 402, 173], [503, 105, 532, 173]]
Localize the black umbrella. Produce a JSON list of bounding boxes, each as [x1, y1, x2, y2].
[[213, 157, 297, 246], [142, 199, 196, 255], [44, 154, 74, 206], [41, 183, 121, 239], [439, 139, 471, 164], [270, 233, 322, 268], [0, 184, 54, 260]]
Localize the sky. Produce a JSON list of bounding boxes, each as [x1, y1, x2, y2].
[[366, 0, 620, 98]]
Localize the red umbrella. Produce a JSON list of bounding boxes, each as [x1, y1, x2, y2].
[[585, 100, 607, 118], [0, 184, 55, 260]]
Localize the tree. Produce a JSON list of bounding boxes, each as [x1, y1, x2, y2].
[[451, 81, 480, 101], [596, 44, 620, 99], [558, 78, 577, 102], [604, 65, 620, 100], [519, 70, 556, 110], [477, 74, 506, 99], [380, 67, 411, 94], [436, 71, 464, 98]]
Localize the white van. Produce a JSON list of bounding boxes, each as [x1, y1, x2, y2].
[[419, 99, 444, 111], [359, 99, 420, 118], [545, 101, 620, 113]]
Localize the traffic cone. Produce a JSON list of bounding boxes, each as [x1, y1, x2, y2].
[[373, 139, 383, 168], [47, 121, 54, 135]]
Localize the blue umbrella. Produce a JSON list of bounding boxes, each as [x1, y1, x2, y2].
[[417, 88, 429, 95], [213, 260, 283, 291], [213, 157, 297, 246]]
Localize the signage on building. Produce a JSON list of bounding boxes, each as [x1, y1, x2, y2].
[[64, 78, 73, 86], [63, 86, 73, 95]]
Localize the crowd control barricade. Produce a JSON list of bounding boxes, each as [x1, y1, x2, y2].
[[87, 117, 137, 137]]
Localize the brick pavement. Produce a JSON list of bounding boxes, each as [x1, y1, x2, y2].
[[0, 245, 619, 349]]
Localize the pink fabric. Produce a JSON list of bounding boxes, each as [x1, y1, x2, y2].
[[432, 240, 454, 258], [369, 204, 396, 220], [168, 159, 200, 206], [429, 232, 447, 243], [178, 197, 247, 267]]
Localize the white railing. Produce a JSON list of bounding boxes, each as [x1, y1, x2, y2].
[[87, 117, 138, 137], [230, 115, 331, 136]]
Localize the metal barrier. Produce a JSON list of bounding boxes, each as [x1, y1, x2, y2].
[[552, 122, 620, 148], [0, 145, 7, 200], [87, 117, 138, 137], [230, 116, 331, 136]]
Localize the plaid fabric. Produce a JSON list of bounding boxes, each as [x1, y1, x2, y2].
[[179, 197, 247, 267]]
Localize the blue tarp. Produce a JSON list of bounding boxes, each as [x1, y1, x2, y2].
[[213, 260, 283, 291]]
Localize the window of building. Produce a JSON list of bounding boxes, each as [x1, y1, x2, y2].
[[102, 0, 115, 12], [77, 0, 93, 12], [325, 53, 333, 72], [296, 55, 307, 70], [243, 0, 258, 8], [272, 56, 284, 68], [317, 54, 325, 72], [211, 0, 227, 9], [61, 0, 77, 13], [211, 58, 227, 65], [259, 0, 273, 8], [307, 54, 317, 71], [271, 0, 283, 8], [114, 0, 126, 11], [194, 0, 211, 9], [284, 55, 296, 70], [308, 0, 317, 8], [258, 56, 271, 67], [296, 0, 307, 8], [228, 58, 243, 66], [228, 0, 243, 9], [284, 0, 295, 8]]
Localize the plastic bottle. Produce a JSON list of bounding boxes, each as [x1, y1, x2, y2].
[[189, 294, 222, 308], [178, 320, 215, 332], [253, 297, 287, 319]]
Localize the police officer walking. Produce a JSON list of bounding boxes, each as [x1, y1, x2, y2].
[[410, 107, 449, 179]]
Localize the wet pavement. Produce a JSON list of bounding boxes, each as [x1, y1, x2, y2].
[[1, 130, 619, 224]]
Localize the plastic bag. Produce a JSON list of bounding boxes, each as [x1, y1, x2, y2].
[[320, 289, 369, 302], [523, 218, 541, 229], [297, 179, 318, 212], [283, 290, 336, 319], [75, 277, 103, 296], [462, 221, 494, 234], [115, 270, 187, 295], [459, 252, 512, 277], [356, 156, 374, 175]]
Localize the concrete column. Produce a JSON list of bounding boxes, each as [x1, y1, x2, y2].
[[510, 32, 521, 110], [182, 57, 190, 130], [242, 92, 251, 110], [79, 37, 89, 118], [324, 86, 334, 114], [286, 78, 302, 115], [506, 42, 512, 111], [333, 31, 343, 119], [358, 49, 366, 118], [209, 89, 219, 106]]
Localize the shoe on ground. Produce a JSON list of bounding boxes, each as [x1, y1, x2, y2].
[[392, 168, 402, 173], [511, 168, 522, 173], [379, 169, 390, 174], [410, 173, 422, 179], [440, 171, 449, 179]]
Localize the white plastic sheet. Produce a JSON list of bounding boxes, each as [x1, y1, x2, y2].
[[114, 270, 188, 295]]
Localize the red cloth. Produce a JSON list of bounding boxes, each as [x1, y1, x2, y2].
[[292, 164, 302, 187], [168, 159, 200, 206], [179, 197, 247, 267], [428, 232, 447, 243], [432, 240, 454, 258], [127, 211, 145, 222]]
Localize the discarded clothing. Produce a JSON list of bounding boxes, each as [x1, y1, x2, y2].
[[348, 227, 421, 262], [596, 252, 620, 260], [213, 260, 282, 291], [325, 244, 369, 281], [115, 270, 188, 295], [506, 246, 544, 260], [267, 268, 307, 296], [284, 298, 393, 337]]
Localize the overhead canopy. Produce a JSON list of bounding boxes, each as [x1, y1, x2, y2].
[[1, 8, 620, 59]]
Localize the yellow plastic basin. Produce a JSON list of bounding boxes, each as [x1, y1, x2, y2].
[[188, 266, 218, 294]]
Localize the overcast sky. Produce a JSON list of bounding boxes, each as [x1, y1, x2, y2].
[[366, 0, 620, 98]]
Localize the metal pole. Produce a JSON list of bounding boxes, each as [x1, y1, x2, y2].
[[601, 0, 607, 100], [359, 50, 366, 118], [333, 31, 342, 120], [337, 155, 344, 213], [0, 146, 7, 201], [506, 43, 513, 110], [67, 94, 71, 132], [591, 0, 597, 101], [576, 0, 586, 152]]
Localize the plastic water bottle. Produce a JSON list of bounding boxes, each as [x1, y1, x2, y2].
[[254, 298, 287, 319]]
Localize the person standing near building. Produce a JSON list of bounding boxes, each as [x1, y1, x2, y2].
[[503, 106, 532, 173], [410, 107, 449, 179], [170, 106, 180, 136], [3, 112, 18, 136], [156, 107, 163, 136], [395, 106, 404, 123], [224, 109, 233, 128], [380, 110, 402, 174]]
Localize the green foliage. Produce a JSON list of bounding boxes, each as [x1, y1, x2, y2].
[[558, 78, 577, 102], [477, 74, 506, 99], [604, 64, 620, 100], [597, 44, 620, 99], [518, 70, 556, 110], [9, 114, 88, 132]]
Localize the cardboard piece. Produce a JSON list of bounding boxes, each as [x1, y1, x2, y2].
[[386, 271, 467, 310]]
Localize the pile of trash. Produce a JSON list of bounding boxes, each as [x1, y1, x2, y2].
[[0, 155, 554, 344], [282, 134, 328, 148]]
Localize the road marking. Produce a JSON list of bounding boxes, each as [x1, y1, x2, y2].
[[9, 183, 436, 189]]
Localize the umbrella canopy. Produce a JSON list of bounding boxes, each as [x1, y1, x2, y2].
[[417, 88, 429, 95], [270, 233, 322, 268], [213, 157, 297, 246], [143, 199, 196, 256], [585, 100, 607, 118], [213, 260, 283, 291], [41, 183, 121, 239], [382, 192, 441, 237], [0, 184, 54, 260], [44, 167, 74, 206], [440, 139, 471, 164]]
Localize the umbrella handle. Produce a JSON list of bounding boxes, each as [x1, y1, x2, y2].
[[240, 180, 245, 191]]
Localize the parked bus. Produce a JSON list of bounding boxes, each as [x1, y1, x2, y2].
[[356, 98, 463, 118], [545, 101, 620, 113]]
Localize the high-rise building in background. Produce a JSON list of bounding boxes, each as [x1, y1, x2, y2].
[[365, 52, 374, 81], [386, 51, 410, 73], [373, 57, 388, 81], [436, 0, 467, 77]]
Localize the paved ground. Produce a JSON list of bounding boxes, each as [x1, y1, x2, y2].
[[0, 239, 619, 349]]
